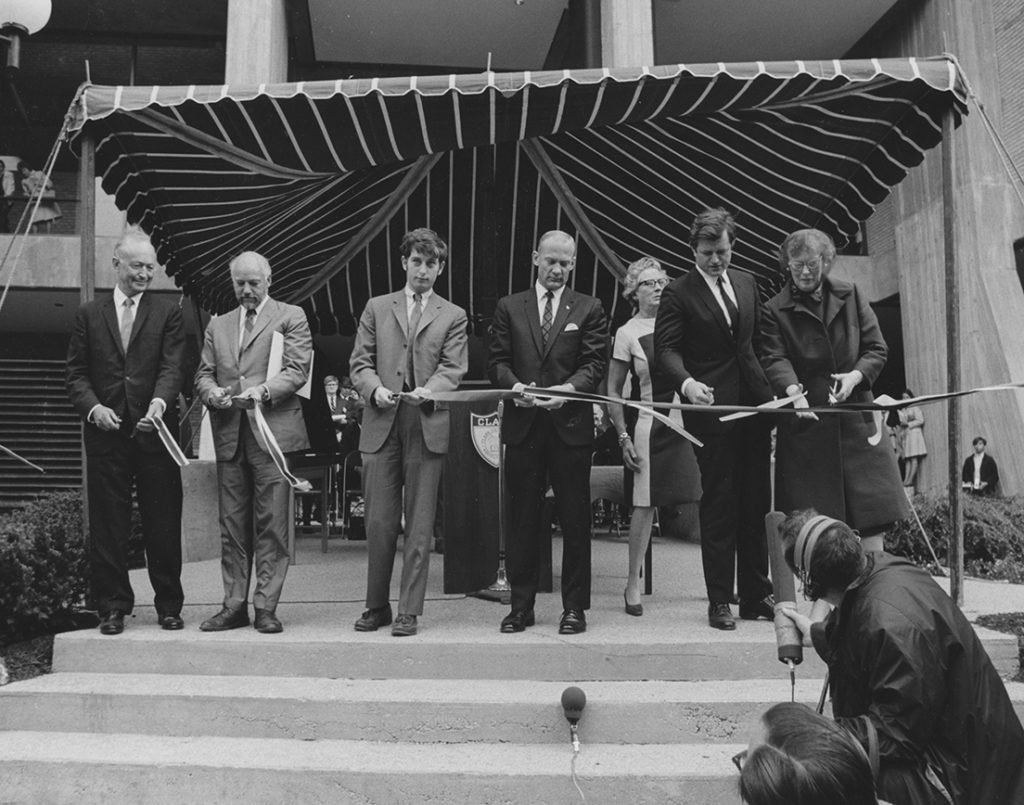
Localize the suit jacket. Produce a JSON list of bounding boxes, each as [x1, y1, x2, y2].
[[194, 298, 312, 461], [66, 292, 185, 455], [349, 290, 468, 454], [488, 287, 609, 447], [653, 268, 770, 436]]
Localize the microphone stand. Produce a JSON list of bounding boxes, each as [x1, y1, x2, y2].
[[474, 399, 511, 604]]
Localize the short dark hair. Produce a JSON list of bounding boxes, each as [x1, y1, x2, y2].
[[400, 228, 448, 263], [689, 208, 736, 249], [739, 703, 878, 805], [780, 509, 864, 600], [973, 436, 987, 447]]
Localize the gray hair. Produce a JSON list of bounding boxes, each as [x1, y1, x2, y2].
[[622, 256, 665, 303], [778, 228, 836, 272]]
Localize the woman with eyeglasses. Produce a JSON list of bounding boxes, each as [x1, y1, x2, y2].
[[605, 257, 689, 616], [759, 229, 907, 553], [736, 702, 889, 805]]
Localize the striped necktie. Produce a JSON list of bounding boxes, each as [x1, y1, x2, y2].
[[120, 297, 135, 351], [541, 291, 554, 344], [718, 277, 739, 337]]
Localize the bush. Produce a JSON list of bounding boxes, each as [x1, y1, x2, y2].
[[0, 491, 91, 646], [888, 493, 1024, 582]]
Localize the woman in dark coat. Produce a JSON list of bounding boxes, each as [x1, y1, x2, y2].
[[760, 229, 907, 547]]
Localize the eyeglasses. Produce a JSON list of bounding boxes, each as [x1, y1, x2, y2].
[[788, 258, 823, 274], [731, 749, 747, 772], [638, 278, 669, 289]]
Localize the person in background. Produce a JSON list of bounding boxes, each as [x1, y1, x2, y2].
[[18, 160, 62, 233], [736, 702, 888, 805], [759, 228, 907, 553], [606, 257, 688, 617], [653, 208, 774, 631], [194, 251, 312, 634], [488, 230, 609, 635], [66, 228, 186, 635], [776, 509, 1024, 805], [349, 227, 468, 637], [961, 435, 999, 496], [898, 389, 926, 493]]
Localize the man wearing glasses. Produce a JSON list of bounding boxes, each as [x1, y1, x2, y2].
[[67, 227, 187, 635], [653, 208, 774, 630]]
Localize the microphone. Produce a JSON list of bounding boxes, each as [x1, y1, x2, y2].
[[561, 686, 587, 753]]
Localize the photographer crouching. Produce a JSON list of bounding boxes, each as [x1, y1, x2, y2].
[[776, 509, 1024, 804]]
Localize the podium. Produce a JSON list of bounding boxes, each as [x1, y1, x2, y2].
[[441, 400, 501, 593]]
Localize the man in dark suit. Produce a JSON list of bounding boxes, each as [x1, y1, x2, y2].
[[66, 228, 186, 635], [653, 208, 773, 630], [349, 228, 468, 637], [300, 374, 344, 526], [194, 251, 312, 634], [488, 230, 609, 635]]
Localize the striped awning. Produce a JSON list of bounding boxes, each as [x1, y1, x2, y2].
[[68, 58, 966, 335]]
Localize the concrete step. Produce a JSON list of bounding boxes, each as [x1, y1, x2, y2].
[[52, 614, 1019, 680], [0, 674, 837, 744], [0, 731, 744, 805]]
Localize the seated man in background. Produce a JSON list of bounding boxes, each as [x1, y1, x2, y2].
[[776, 509, 1024, 805]]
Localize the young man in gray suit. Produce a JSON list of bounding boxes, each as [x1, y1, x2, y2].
[[194, 251, 312, 634], [349, 228, 469, 636]]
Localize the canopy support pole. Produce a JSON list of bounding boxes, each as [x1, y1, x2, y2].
[[942, 107, 964, 606], [522, 138, 624, 279], [78, 131, 96, 605]]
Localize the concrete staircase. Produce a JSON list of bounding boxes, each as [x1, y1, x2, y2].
[[1, 540, 1021, 804]]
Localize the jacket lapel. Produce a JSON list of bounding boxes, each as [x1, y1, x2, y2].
[[101, 297, 124, 356], [543, 288, 576, 359], [692, 271, 732, 341], [824, 281, 851, 328], [240, 299, 275, 356], [524, 292, 544, 355], [391, 292, 409, 337], [128, 294, 151, 351], [415, 293, 442, 337]]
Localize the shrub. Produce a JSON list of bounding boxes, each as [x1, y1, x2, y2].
[[888, 493, 1024, 582], [0, 491, 90, 646]]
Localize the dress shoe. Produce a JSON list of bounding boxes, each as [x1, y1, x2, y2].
[[708, 602, 736, 631], [99, 609, 126, 635], [558, 609, 587, 634], [500, 609, 535, 633], [354, 604, 393, 632], [391, 613, 417, 637], [157, 612, 184, 631], [739, 594, 776, 621], [624, 590, 643, 617], [254, 608, 283, 634], [199, 607, 250, 632]]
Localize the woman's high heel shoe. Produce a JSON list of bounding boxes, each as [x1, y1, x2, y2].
[[624, 590, 643, 617]]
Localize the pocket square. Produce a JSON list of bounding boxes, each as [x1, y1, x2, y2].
[[564, 322, 579, 332]]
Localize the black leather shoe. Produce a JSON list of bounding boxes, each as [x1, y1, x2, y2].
[[708, 602, 736, 631], [157, 612, 184, 631], [199, 607, 250, 632], [558, 609, 587, 634], [739, 594, 776, 621], [391, 613, 418, 637], [624, 591, 643, 617], [99, 609, 126, 635], [254, 608, 283, 633], [500, 609, 535, 633], [354, 604, 393, 632]]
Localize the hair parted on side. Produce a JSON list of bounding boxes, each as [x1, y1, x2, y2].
[[689, 207, 736, 248], [400, 228, 448, 263]]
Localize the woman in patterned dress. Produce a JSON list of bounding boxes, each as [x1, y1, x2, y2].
[[606, 257, 689, 616]]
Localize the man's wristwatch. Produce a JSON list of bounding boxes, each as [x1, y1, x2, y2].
[[617, 432, 631, 445]]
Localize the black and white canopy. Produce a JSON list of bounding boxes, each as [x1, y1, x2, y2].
[[68, 57, 966, 334]]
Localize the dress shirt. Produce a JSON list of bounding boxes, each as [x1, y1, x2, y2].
[[534, 282, 566, 324], [404, 286, 433, 324], [238, 295, 270, 350], [973, 453, 985, 487]]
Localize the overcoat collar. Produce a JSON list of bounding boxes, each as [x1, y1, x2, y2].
[[776, 277, 852, 327]]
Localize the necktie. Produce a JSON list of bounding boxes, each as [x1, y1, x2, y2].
[[240, 309, 255, 357], [406, 293, 423, 388], [120, 297, 135, 351], [717, 277, 739, 336], [541, 291, 554, 345], [329, 395, 336, 412]]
